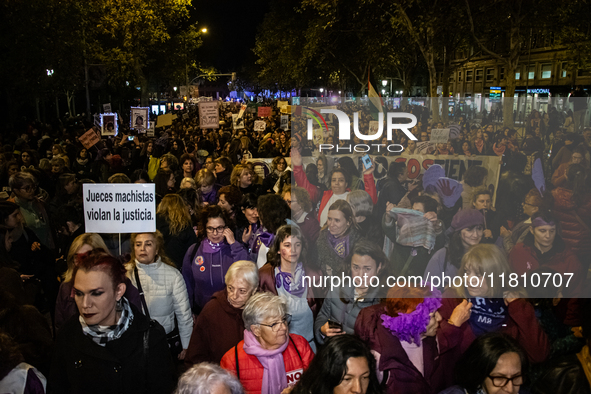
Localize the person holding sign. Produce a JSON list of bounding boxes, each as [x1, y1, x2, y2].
[[49, 249, 176, 394], [181, 205, 248, 315]]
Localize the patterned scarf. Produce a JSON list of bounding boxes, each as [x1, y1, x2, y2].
[[80, 297, 134, 346], [492, 143, 506, 156], [474, 138, 484, 153], [392, 208, 437, 251], [275, 262, 306, 298], [203, 239, 223, 253], [327, 232, 350, 259], [468, 297, 507, 336], [252, 227, 275, 256]]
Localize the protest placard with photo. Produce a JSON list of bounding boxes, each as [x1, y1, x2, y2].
[[254, 120, 266, 132], [280, 115, 289, 130], [130, 107, 149, 132], [101, 113, 118, 136], [199, 101, 219, 129]]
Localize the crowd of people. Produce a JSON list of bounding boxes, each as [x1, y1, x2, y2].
[[0, 98, 591, 394]]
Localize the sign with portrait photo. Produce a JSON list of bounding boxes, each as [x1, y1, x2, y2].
[[101, 113, 118, 136], [130, 107, 149, 133]]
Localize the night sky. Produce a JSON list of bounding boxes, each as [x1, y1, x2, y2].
[[190, 0, 270, 73]]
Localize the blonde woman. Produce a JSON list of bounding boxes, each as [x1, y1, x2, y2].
[[54, 233, 142, 332], [230, 164, 262, 196], [127, 231, 193, 360], [156, 194, 198, 269], [438, 243, 550, 363]]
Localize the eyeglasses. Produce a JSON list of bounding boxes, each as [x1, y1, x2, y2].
[[206, 226, 226, 234], [259, 315, 291, 332], [488, 374, 523, 388]]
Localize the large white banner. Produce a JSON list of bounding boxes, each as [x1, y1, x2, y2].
[[83, 183, 156, 233]]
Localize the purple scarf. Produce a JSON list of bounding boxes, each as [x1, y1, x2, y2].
[[252, 227, 275, 256], [327, 232, 350, 258], [275, 262, 306, 298], [202, 239, 224, 253], [242, 329, 290, 394], [247, 222, 261, 252]]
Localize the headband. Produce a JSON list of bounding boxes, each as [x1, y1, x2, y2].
[[532, 217, 555, 228], [381, 288, 442, 344]]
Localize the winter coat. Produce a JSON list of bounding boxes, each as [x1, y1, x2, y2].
[[508, 232, 585, 325], [215, 168, 232, 187], [316, 227, 363, 275], [314, 285, 380, 345], [48, 304, 175, 394], [220, 334, 314, 394], [438, 289, 550, 363], [54, 278, 142, 333], [374, 177, 407, 223], [355, 304, 462, 394], [551, 187, 591, 257], [185, 289, 245, 365], [128, 260, 193, 349], [423, 248, 459, 290], [181, 240, 249, 313], [156, 214, 198, 269], [294, 213, 321, 266]]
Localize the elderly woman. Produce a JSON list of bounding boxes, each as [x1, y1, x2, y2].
[[292, 335, 382, 394], [182, 205, 248, 314], [175, 363, 244, 394], [441, 333, 528, 394], [292, 147, 376, 227], [260, 225, 322, 352], [315, 240, 385, 346], [316, 200, 362, 276], [221, 292, 314, 394], [439, 244, 550, 363], [185, 261, 258, 365], [48, 249, 175, 394], [127, 231, 193, 360], [355, 284, 469, 394], [54, 233, 141, 331]]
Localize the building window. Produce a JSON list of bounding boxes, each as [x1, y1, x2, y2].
[[578, 69, 591, 77], [449, 72, 455, 82], [541, 63, 552, 79], [528, 65, 535, 80], [515, 69, 520, 80], [561, 62, 568, 78], [466, 70, 473, 82], [458, 71, 462, 82], [486, 68, 495, 82], [500, 67, 505, 80], [476, 69, 484, 82]]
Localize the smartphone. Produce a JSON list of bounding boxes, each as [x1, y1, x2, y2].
[[328, 320, 342, 331], [361, 154, 372, 170], [128, 136, 135, 141]]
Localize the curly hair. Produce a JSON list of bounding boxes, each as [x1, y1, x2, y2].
[[257, 194, 290, 233], [157, 194, 192, 235], [198, 205, 233, 237]]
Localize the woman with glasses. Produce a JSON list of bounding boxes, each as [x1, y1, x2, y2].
[[263, 156, 289, 194], [182, 205, 248, 315], [441, 333, 527, 394], [221, 292, 314, 394]]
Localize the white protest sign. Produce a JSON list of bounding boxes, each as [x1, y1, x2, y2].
[[147, 123, 155, 137], [199, 101, 219, 129], [430, 128, 450, 143], [280, 115, 289, 130], [103, 103, 112, 113], [417, 141, 436, 154], [232, 114, 244, 129], [83, 183, 156, 233], [238, 104, 247, 118], [369, 121, 380, 134], [254, 120, 266, 132]]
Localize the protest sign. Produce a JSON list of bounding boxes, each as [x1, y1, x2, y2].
[[254, 120, 266, 132], [199, 101, 219, 129], [232, 114, 244, 129], [280, 105, 292, 114], [238, 104, 247, 118], [416, 141, 436, 154], [101, 113, 117, 136], [292, 97, 300, 105], [277, 101, 288, 110], [257, 96, 263, 103], [280, 115, 289, 130], [147, 123, 155, 137], [369, 121, 380, 134], [79, 128, 100, 149], [157, 113, 173, 127], [93, 114, 102, 128], [422, 164, 445, 189], [258, 107, 271, 117], [130, 107, 149, 132], [103, 103, 112, 113], [430, 129, 450, 143], [83, 183, 156, 233]]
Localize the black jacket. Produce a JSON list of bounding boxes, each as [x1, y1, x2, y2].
[[48, 303, 175, 394]]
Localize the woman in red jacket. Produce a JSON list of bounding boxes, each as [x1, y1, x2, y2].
[[221, 292, 314, 394], [291, 147, 377, 227], [551, 164, 591, 267], [439, 244, 550, 364]]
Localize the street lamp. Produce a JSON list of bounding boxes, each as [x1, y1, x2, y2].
[[46, 69, 54, 76], [382, 80, 388, 87], [319, 88, 324, 93], [174, 87, 177, 91], [201, 28, 208, 33]]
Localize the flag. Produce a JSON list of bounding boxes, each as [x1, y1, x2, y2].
[[243, 92, 249, 102], [368, 72, 384, 121]]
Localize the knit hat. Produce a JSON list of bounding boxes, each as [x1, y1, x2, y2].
[[449, 209, 484, 233]]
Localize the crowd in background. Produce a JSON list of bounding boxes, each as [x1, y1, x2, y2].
[[0, 98, 591, 394]]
